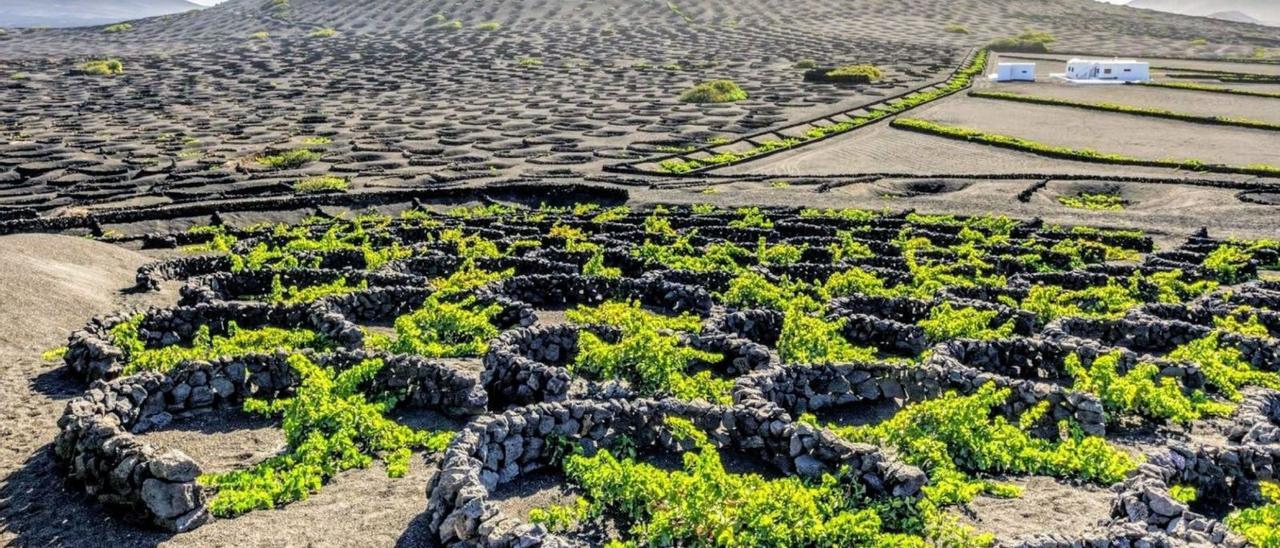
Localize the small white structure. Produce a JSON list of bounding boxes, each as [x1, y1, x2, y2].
[[991, 63, 1036, 82], [1055, 59, 1150, 84]]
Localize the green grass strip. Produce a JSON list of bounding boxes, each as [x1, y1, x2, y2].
[[1140, 81, 1280, 100], [890, 117, 1280, 177], [656, 50, 990, 174], [970, 90, 1280, 132]]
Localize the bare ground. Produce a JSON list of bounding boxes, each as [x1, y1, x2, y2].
[[920, 95, 1280, 168], [951, 476, 1114, 544]]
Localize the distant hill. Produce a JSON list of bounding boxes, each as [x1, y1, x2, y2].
[[0, 0, 204, 28], [1126, 0, 1279, 26], [1207, 10, 1266, 26]]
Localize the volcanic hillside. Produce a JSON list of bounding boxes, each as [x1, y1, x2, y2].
[[0, 0, 1275, 226]]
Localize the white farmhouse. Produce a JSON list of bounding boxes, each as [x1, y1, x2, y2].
[[1059, 59, 1150, 83], [992, 63, 1036, 82]]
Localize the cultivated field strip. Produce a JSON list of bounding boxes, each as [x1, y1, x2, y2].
[[47, 203, 1280, 545]]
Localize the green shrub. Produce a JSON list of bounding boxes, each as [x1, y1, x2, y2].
[[439, 19, 463, 30], [567, 302, 725, 402], [389, 296, 502, 358], [819, 383, 1137, 508], [200, 354, 453, 517], [258, 149, 322, 169], [678, 80, 748, 104], [918, 303, 1015, 343], [988, 30, 1055, 52], [795, 59, 818, 69], [293, 176, 349, 193], [1058, 192, 1126, 211], [729, 207, 773, 229], [310, 27, 337, 38], [1227, 481, 1280, 546], [944, 23, 970, 34], [81, 59, 124, 76], [104, 23, 133, 34], [778, 310, 876, 365], [267, 275, 367, 304], [110, 316, 334, 375], [1170, 484, 1198, 504], [825, 64, 884, 83], [1065, 351, 1228, 424], [517, 57, 542, 67], [250, 31, 270, 40], [535, 416, 916, 545], [474, 21, 501, 31], [1168, 333, 1280, 401], [1203, 244, 1254, 284]]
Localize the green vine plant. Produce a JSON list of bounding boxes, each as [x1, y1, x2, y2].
[[266, 275, 368, 304], [200, 354, 453, 517], [531, 416, 940, 547], [918, 303, 1015, 343], [110, 315, 334, 375], [1167, 332, 1280, 401], [1226, 481, 1280, 546], [807, 383, 1137, 543], [566, 301, 728, 403], [1064, 350, 1232, 424]]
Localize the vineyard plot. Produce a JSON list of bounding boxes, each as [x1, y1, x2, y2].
[[49, 203, 1280, 546]]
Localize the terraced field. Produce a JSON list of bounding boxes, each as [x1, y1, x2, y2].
[[22, 203, 1280, 547], [2, 0, 1280, 547]]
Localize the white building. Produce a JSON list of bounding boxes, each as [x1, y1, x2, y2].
[[1060, 59, 1150, 83], [992, 63, 1036, 82]]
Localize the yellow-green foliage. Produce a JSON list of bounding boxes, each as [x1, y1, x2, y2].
[[1065, 351, 1229, 424], [1203, 244, 1255, 284], [533, 416, 927, 546], [779, 308, 877, 365], [988, 30, 1055, 52], [110, 316, 334, 375], [81, 59, 124, 76], [679, 80, 748, 104], [1170, 484, 1198, 504], [474, 21, 501, 31], [104, 23, 133, 33], [1059, 193, 1126, 211], [1226, 481, 1280, 546], [729, 207, 773, 229], [310, 27, 338, 38], [389, 296, 501, 358], [293, 176, 349, 193], [825, 64, 884, 82], [258, 149, 322, 170], [819, 383, 1136, 508], [200, 354, 453, 517], [267, 275, 367, 304], [1168, 333, 1280, 401], [567, 301, 726, 403], [919, 303, 1015, 343]]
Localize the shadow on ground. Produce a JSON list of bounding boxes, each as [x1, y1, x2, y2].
[[0, 445, 172, 547]]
